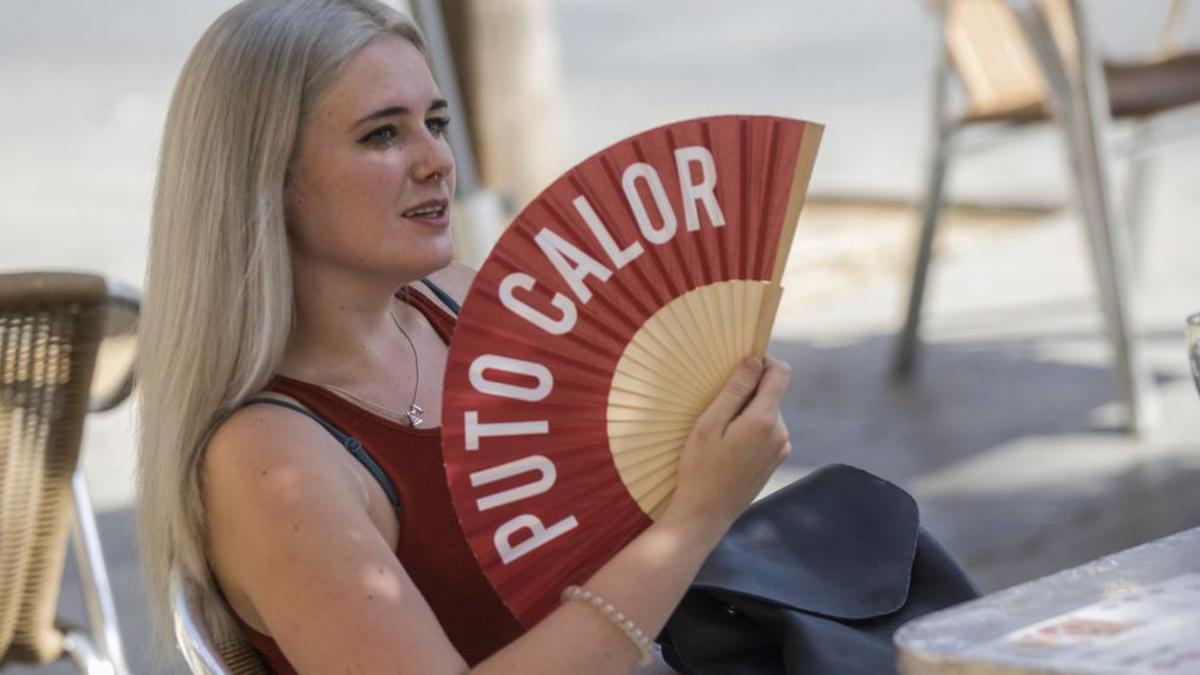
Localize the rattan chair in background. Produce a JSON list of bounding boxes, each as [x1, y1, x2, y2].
[[894, 0, 1200, 431], [170, 569, 268, 675], [0, 271, 138, 674]]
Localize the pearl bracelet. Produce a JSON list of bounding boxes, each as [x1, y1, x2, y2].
[[561, 585, 654, 665]]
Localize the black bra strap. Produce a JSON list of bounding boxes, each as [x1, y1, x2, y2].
[[418, 278, 461, 315], [241, 397, 401, 513]]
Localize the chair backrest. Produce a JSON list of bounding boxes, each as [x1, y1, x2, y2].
[[0, 272, 108, 665], [170, 568, 268, 675], [940, 0, 1078, 119]]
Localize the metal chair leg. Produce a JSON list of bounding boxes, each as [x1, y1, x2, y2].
[[61, 630, 115, 675], [894, 13, 956, 379], [1122, 149, 1152, 276], [894, 127, 953, 378], [1013, 0, 1158, 431], [70, 470, 130, 675]]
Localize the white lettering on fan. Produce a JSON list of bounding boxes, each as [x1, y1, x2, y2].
[[494, 514, 579, 565], [498, 272, 576, 335], [464, 355, 574, 565], [470, 455, 559, 511], [463, 411, 548, 451], [500, 145, 724, 333], [469, 354, 553, 402]]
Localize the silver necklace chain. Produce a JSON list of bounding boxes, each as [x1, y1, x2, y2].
[[321, 307, 424, 427]]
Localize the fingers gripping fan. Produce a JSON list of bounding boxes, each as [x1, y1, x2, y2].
[[442, 115, 823, 628]]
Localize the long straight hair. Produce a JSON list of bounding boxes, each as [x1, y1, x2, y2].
[[137, 0, 426, 650]]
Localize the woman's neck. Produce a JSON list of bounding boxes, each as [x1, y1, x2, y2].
[[279, 266, 419, 386]]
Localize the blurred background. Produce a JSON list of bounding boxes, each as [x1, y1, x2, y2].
[[1, 0, 1198, 672]]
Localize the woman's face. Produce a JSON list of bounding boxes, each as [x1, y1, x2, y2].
[[286, 36, 456, 283]]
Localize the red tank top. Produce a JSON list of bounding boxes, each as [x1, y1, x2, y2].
[[236, 288, 524, 672]]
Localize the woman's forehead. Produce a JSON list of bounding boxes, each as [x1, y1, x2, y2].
[[319, 36, 441, 121]]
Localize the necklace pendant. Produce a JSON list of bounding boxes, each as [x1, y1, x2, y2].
[[406, 403, 425, 427]]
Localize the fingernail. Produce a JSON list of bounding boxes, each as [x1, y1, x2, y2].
[[742, 356, 762, 369]]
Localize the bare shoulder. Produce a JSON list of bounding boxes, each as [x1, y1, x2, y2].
[[201, 397, 467, 672], [425, 260, 477, 305], [201, 396, 373, 630], [203, 396, 357, 507], [202, 397, 366, 587]]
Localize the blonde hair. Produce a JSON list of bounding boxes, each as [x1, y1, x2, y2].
[[137, 0, 426, 652]]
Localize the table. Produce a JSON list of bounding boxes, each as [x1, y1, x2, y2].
[[895, 527, 1200, 674]]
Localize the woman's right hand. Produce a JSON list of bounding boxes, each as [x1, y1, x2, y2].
[[665, 355, 793, 532]]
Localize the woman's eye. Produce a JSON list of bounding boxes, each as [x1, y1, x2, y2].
[[426, 117, 451, 137], [360, 125, 399, 146]]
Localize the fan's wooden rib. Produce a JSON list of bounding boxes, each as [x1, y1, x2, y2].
[[653, 300, 722, 395], [680, 288, 726, 382], [641, 480, 677, 518], [727, 281, 744, 364], [617, 339, 697, 394], [625, 327, 711, 398], [606, 378, 706, 414], [705, 283, 738, 378], [752, 283, 784, 359], [676, 289, 721, 380], [613, 443, 684, 473], [769, 123, 824, 287], [631, 328, 712, 402], [608, 428, 691, 454], [619, 450, 680, 485], [638, 290, 710, 374], [611, 432, 689, 458], [610, 445, 687, 476], [743, 282, 765, 357], [607, 388, 705, 418], [606, 407, 698, 424], [623, 318, 710, 393], [619, 340, 710, 402], [687, 290, 733, 392], [619, 446, 686, 478], [606, 420, 694, 438], [612, 348, 707, 402], [732, 281, 751, 361], [658, 301, 726, 396], [717, 281, 738, 368], [606, 394, 703, 420], [626, 462, 677, 499]]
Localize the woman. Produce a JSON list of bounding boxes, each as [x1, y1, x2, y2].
[[137, 0, 791, 672]]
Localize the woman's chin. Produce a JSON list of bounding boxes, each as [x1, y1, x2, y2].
[[398, 238, 455, 280]]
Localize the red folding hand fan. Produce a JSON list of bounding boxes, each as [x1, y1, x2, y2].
[[441, 115, 822, 627]]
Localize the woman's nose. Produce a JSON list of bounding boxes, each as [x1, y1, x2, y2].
[[414, 132, 455, 185]]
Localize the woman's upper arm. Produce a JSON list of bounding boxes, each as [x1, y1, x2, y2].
[[204, 406, 469, 674]]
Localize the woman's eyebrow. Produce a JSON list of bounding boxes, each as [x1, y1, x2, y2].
[[352, 99, 449, 128], [354, 105, 411, 127]]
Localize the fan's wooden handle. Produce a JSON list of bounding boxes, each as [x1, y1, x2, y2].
[[750, 283, 784, 359]]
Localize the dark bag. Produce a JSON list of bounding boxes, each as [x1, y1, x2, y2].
[[659, 464, 979, 674]]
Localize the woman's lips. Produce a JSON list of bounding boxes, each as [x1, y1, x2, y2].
[[402, 200, 450, 228]]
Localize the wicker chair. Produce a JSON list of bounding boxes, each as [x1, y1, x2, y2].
[[170, 569, 268, 675], [894, 0, 1200, 431], [0, 271, 138, 674]]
